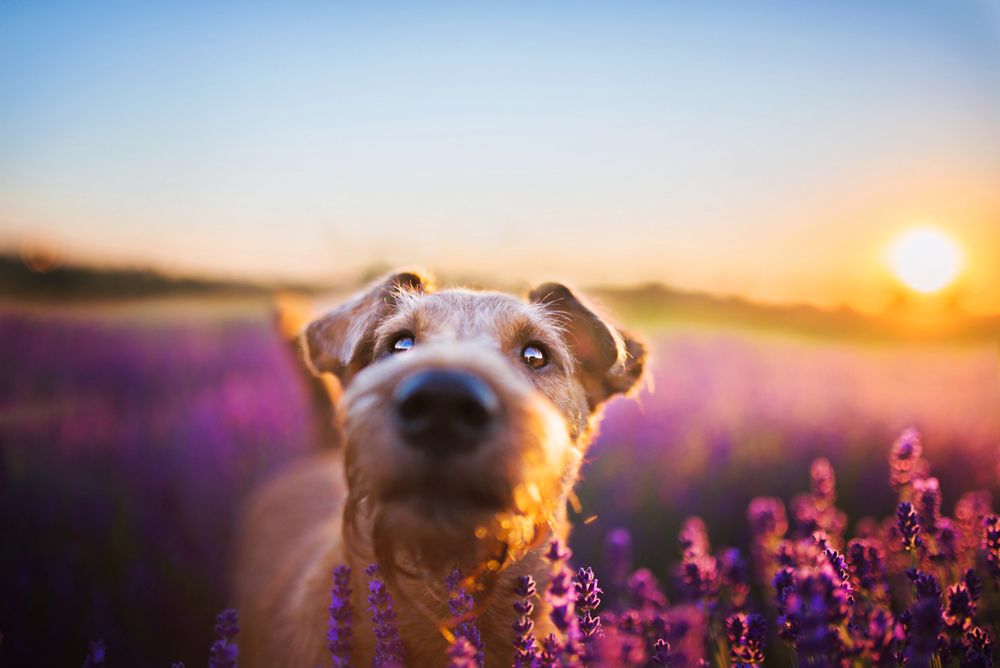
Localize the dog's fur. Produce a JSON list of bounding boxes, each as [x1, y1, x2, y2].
[[235, 270, 646, 667]]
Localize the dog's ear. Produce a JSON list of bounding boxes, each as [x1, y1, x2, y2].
[[529, 282, 647, 409], [303, 270, 434, 383]]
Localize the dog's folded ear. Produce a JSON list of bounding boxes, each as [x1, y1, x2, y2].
[[529, 282, 647, 409], [303, 269, 434, 383]]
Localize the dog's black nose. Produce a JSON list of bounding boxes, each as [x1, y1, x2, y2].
[[393, 369, 499, 455]]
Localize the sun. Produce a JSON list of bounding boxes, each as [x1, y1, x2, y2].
[[887, 227, 963, 294]]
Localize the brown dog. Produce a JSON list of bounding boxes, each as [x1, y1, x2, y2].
[[235, 270, 646, 667]]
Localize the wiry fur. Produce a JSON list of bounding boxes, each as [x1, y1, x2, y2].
[[236, 270, 646, 667]]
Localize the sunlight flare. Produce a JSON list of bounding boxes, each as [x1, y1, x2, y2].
[[887, 227, 963, 294]]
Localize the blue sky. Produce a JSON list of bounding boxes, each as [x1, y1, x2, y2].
[[2, 1, 999, 311]]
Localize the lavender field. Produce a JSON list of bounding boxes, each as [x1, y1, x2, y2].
[[1, 299, 999, 666]]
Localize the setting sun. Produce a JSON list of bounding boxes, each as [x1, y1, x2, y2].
[[887, 227, 963, 294]]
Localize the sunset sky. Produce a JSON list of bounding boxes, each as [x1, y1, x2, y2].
[[2, 1, 999, 313]]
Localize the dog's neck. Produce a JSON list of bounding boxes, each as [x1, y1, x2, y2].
[[342, 501, 570, 667]]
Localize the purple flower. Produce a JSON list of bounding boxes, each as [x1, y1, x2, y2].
[[896, 502, 922, 552], [810, 458, 837, 507], [603, 527, 633, 589], [678, 517, 719, 601], [444, 569, 484, 667], [964, 568, 982, 602], [726, 612, 766, 665], [719, 547, 750, 609], [543, 539, 579, 660], [747, 497, 788, 540], [679, 555, 719, 601], [903, 595, 942, 668], [931, 517, 958, 563], [747, 497, 787, 583], [366, 563, 405, 667], [328, 564, 353, 667], [446, 637, 477, 668], [512, 575, 538, 667], [575, 567, 603, 641], [650, 638, 672, 666], [214, 608, 239, 641], [544, 539, 571, 563], [912, 477, 941, 536], [627, 568, 668, 611], [889, 428, 926, 491], [208, 609, 239, 668], [858, 607, 902, 667], [905, 568, 941, 603], [779, 564, 849, 661], [984, 514, 1000, 581], [678, 516, 710, 559], [964, 626, 992, 668], [81, 640, 106, 668], [943, 582, 975, 632], [535, 633, 561, 667], [846, 538, 886, 599]]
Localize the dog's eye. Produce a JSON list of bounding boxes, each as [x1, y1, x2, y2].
[[521, 343, 548, 369], [390, 334, 415, 354]]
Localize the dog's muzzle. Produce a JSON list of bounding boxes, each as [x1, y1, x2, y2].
[[392, 369, 499, 457]]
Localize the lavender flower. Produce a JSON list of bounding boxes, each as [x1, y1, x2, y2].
[[846, 538, 886, 600], [726, 612, 766, 665], [747, 497, 787, 582], [575, 567, 603, 645], [964, 626, 992, 668], [903, 595, 942, 668], [912, 477, 941, 536], [860, 608, 901, 667], [931, 517, 958, 563], [535, 633, 561, 667], [81, 640, 106, 668], [779, 564, 849, 661], [747, 497, 788, 540], [943, 582, 975, 632], [650, 638, 672, 666], [896, 502, 922, 552], [627, 568, 668, 611], [823, 546, 854, 604], [678, 516, 710, 559], [904, 570, 940, 605], [810, 457, 837, 507], [447, 637, 477, 668], [678, 517, 718, 601], [543, 539, 579, 660], [718, 547, 750, 609], [603, 527, 633, 590], [984, 513, 1000, 581], [366, 563, 405, 667], [964, 568, 982, 602], [328, 564, 352, 667], [512, 575, 538, 667], [956, 491, 994, 568], [889, 428, 925, 491], [208, 609, 239, 668], [444, 569, 484, 667]]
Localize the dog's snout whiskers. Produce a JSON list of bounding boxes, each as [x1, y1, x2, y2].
[[392, 369, 499, 457]]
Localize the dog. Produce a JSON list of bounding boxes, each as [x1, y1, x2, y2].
[[235, 269, 646, 667]]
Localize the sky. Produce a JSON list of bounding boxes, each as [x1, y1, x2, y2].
[[2, 1, 999, 313]]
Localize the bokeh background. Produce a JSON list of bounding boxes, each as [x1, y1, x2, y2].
[[1, 1, 999, 665]]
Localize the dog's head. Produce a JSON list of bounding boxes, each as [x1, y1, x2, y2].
[[302, 269, 646, 575]]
